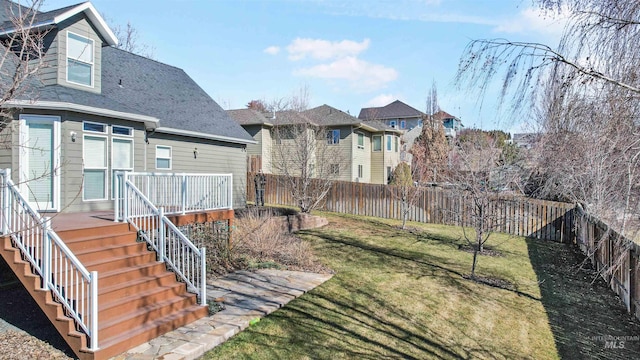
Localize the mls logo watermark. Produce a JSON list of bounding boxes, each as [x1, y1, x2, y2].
[[604, 340, 625, 349], [590, 335, 639, 349]]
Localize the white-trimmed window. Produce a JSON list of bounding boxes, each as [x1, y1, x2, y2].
[[372, 135, 382, 152], [327, 129, 340, 145], [112, 125, 133, 136], [67, 32, 94, 87], [400, 120, 406, 129], [386, 135, 392, 151], [112, 138, 133, 198], [358, 164, 363, 178], [389, 120, 397, 128], [156, 145, 172, 169], [83, 135, 107, 200], [83, 121, 106, 133], [357, 132, 364, 149], [330, 164, 340, 175], [395, 136, 399, 152]]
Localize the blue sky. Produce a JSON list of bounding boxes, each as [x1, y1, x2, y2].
[[44, 0, 567, 133]]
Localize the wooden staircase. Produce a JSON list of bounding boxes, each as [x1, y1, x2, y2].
[[0, 220, 208, 360]]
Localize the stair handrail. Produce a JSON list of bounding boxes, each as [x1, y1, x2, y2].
[[0, 169, 99, 351], [121, 175, 207, 305]]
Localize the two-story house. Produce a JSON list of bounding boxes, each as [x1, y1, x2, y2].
[[229, 105, 403, 184], [358, 100, 426, 131], [433, 110, 464, 139], [0, 1, 254, 359], [0, 1, 254, 212]]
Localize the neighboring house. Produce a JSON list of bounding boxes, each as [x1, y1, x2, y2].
[[432, 110, 464, 139], [229, 105, 403, 184], [0, 0, 254, 213], [358, 99, 426, 131], [512, 133, 540, 149], [227, 109, 274, 173]]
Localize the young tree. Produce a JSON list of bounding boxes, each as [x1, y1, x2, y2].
[[389, 161, 418, 230], [448, 132, 520, 278]]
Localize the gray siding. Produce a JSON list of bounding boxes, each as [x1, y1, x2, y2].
[[57, 15, 103, 93], [146, 134, 248, 208], [38, 31, 59, 86]]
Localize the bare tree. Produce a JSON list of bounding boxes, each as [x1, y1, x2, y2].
[[410, 82, 449, 183], [111, 20, 155, 59], [456, 0, 640, 279], [271, 112, 346, 213], [268, 87, 346, 213], [0, 0, 47, 119], [447, 132, 519, 278]]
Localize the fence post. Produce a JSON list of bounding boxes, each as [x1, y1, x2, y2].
[[200, 247, 207, 306], [89, 271, 99, 351], [42, 217, 52, 291], [158, 207, 166, 262], [181, 174, 187, 214]]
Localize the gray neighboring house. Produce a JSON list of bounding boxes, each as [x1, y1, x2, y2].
[[358, 100, 426, 131], [227, 108, 274, 173], [0, 0, 254, 213]]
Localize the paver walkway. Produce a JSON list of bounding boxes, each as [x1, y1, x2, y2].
[[112, 269, 333, 360]]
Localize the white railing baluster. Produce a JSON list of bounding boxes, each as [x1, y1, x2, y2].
[[0, 169, 98, 351]]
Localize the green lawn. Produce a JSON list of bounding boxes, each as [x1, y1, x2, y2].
[[203, 212, 640, 359]]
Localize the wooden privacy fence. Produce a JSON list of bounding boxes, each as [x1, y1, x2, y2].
[[248, 173, 640, 321], [249, 173, 575, 242], [573, 206, 640, 319]]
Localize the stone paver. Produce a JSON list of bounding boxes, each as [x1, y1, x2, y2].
[[113, 269, 332, 360]]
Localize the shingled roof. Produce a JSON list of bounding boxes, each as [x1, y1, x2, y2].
[[227, 109, 273, 126], [304, 104, 400, 133], [358, 100, 425, 120], [100, 47, 253, 142]]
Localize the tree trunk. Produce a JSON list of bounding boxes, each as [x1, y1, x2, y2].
[[471, 248, 478, 278]]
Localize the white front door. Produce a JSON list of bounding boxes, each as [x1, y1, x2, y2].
[[19, 115, 61, 211]]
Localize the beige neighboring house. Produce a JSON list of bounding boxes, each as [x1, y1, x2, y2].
[[227, 108, 274, 173], [228, 104, 403, 184]]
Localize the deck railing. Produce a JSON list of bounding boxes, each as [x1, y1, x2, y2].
[[114, 172, 232, 221], [0, 169, 98, 350], [118, 174, 207, 305]]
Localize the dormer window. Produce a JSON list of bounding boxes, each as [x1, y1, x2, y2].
[[67, 32, 94, 87]]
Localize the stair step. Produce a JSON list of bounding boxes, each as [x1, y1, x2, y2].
[[90, 305, 208, 360], [83, 252, 158, 273], [99, 295, 200, 340], [55, 223, 132, 240], [74, 242, 149, 263], [62, 232, 138, 251], [99, 262, 168, 287], [99, 282, 188, 319], [99, 272, 178, 303]]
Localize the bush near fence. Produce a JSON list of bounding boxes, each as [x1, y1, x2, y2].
[[248, 173, 640, 321]]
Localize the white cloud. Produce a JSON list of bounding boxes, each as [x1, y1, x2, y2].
[[365, 94, 401, 107], [264, 46, 280, 55], [294, 56, 398, 91], [287, 38, 370, 61], [493, 7, 570, 38]]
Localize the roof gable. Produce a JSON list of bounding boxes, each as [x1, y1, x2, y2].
[[0, 1, 117, 46]]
